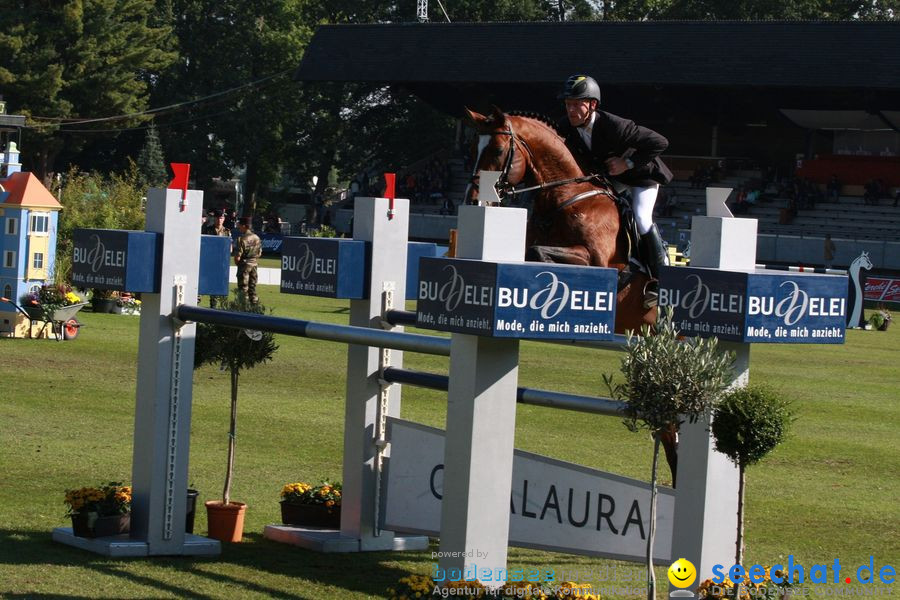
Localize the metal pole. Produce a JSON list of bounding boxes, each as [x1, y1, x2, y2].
[[176, 304, 451, 357], [382, 367, 626, 417]]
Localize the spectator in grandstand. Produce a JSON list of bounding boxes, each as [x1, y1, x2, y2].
[[824, 234, 836, 269], [689, 166, 708, 189], [659, 189, 679, 217], [439, 195, 455, 215], [797, 179, 817, 209], [403, 172, 418, 202], [864, 179, 882, 205], [805, 178, 822, 209], [827, 175, 842, 203], [730, 186, 748, 214], [745, 187, 760, 211]]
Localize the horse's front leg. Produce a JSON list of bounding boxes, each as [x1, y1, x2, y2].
[[525, 244, 591, 266]]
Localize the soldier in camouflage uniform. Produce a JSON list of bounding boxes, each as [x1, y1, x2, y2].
[[234, 216, 261, 304], [202, 209, 232, 308]]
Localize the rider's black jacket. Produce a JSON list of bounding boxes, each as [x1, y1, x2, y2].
[[557, 110, 673, 188]]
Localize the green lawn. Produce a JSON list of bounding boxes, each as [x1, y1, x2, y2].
[[1, 290, 897, 599]]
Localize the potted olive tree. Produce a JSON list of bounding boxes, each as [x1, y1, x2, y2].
[[711, 386, 793, 566], [194, 294, 277, 542], [605, 307, 734, 600]]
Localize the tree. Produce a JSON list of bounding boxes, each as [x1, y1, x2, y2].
[[605, 307, 734, 600], [54, 166, 147, 284], [285, 82, 455, 202], [136, 124, 168, 189], [194, 296, 278, 506], [0, 0, 176, 180], [712, 386, 793, 567], [154, 0, 313, 215]]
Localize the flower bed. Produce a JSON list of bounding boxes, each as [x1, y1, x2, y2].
[[22, 284, 84, 321], [279, 481, 341, 527], [64, 482, 132, 538]]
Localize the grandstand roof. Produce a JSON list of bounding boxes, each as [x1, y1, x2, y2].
[[295, 20, 900, 90]]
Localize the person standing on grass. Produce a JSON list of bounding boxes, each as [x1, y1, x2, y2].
[[234, 216, 261, 304], [203, 209, 232, 308]]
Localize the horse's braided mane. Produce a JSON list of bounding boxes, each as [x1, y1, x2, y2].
[[505, 111, 562, 136]]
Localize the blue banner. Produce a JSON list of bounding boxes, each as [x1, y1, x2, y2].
[[279, 237, 367, 299], [72, 229, 159, 292], [659, 266, 847, 344], [416, 258, 618, 340]]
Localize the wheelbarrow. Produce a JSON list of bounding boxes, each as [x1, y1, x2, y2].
[[1, 297, 87, 341]]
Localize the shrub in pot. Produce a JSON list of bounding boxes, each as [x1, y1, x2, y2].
[[194, 294, 277, 542]]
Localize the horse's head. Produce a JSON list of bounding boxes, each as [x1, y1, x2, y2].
[[463, 106, 530, 205], [854, 251, 873, 271]]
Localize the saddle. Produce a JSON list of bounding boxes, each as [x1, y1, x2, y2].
[[527, 186, 649, 291]]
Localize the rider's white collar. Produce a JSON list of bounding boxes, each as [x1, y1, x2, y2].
[[577, 112, 596, 150]]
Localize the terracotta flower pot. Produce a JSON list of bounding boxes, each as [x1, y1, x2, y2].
[[205, 500, 246, 542], [71, 512, 131, 538], [280, 501, 340, 528]]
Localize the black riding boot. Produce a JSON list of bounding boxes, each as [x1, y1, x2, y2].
[[641, 224, 670, 309]]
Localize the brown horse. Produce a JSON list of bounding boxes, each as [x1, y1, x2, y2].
[[464, 107, 656, 335], [464, 107, 679, 484]]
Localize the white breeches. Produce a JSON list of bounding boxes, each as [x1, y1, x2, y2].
[[631, 184, 659, 234]]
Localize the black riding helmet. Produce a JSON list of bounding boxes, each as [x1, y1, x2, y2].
[[560, 74, 601, 104]]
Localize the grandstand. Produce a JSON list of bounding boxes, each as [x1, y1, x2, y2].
[[334, 159, 899, 272]]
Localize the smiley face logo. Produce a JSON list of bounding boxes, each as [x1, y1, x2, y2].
[[668, 558, 697, 588]]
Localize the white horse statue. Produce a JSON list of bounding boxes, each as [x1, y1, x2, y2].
[[848, 252, 873, 328]]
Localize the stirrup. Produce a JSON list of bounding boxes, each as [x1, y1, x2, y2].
[[642, 279, 659, 309]]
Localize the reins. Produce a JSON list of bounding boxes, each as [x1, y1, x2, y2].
[[500, 174, 607, 198], [476, 119, 616, 210]]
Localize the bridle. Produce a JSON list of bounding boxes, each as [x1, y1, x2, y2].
[[470, 120, 613, 206], [469, 123, 530, 201]]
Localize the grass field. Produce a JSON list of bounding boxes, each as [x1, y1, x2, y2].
[[1, 288, 897, 599]]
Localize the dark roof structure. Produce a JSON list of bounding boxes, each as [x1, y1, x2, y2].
[[295, 20, 900, 162], [296, 20, 900, 89]]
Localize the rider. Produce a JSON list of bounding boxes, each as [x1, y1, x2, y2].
[[557, 74, 673, 307]]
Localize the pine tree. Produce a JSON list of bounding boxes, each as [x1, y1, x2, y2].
[[136, 124, 168, 188], [0, 0, 176, 178]]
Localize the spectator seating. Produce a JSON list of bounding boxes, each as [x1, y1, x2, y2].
[[400, 151, 900, 246], [658, 169, 900, 243]]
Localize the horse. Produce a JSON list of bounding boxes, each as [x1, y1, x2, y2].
[[464, 107, 679, 484], [463, 106, 656, 335]]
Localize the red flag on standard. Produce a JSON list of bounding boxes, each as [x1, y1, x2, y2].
[[168, 163, 191, 211]]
